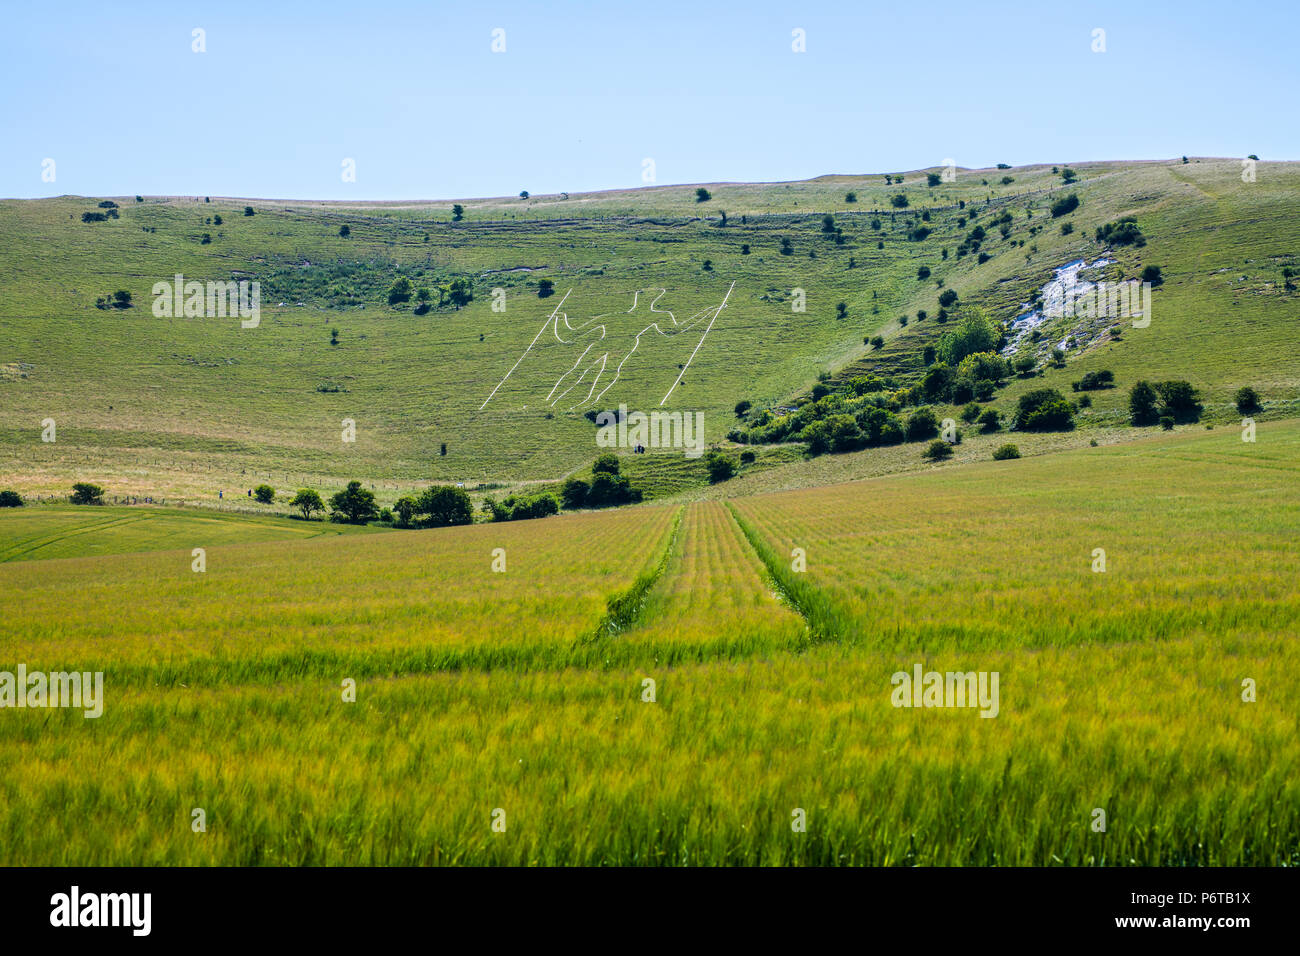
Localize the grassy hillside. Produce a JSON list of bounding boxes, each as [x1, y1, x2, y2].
[[3, 419, 1295, 865], [2, 158, 1296, 507]]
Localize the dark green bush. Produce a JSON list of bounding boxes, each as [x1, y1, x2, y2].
[[416, 485, 474, 527], [906, 407, 940, 441], [1014, 389, 1075, 431], [1072, 370, 1114, 391], [923, 439, 953, 460], [1095, 216, 1145, 247], [705, 453, 737, 483], [1235, 386, 1261, 414], [1050, 194, 1079, 218], [70, 482, 105, 505]]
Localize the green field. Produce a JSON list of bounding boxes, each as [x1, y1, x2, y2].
[[2, 421, 1296, 865], [2, 160, 1297, 867], [3, 158, 1297, 509], [0, 504, 382, 563]]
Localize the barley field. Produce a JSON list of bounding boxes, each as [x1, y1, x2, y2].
[[0, 503, 677, 683], [2, 422, 1295, 865]]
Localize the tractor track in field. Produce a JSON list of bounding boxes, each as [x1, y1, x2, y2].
[[586, 504, 684, 643], [724, 502, 842, 645], [0, 511, 148, 563]]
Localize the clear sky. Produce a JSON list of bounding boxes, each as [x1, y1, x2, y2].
[[3, 0, 1296, 200]]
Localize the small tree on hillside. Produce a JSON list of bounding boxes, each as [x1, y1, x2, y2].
[[923, 439, 953, 460], [416, 486, 473, 527], [936, 309, 998, 366], [70, 482, 105, 505], [289, 488, 324, 520], [1154, 380, 1203, 422], [1050, 194, 1080, 218], [447, 277, 473, 309], [1128, 381, 1161, 426], [387, 276, 414, 305], [705, 453, 736, 483], [253, 484, 275, 504], [906, 407, 940, 441], [561, 477, 590, 510], [1014, 389, 1075, 431], [393, 495, 417, 527], [329, 481, 377, 524]]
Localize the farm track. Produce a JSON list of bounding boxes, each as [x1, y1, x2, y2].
[[725, 502, 842, 644], [719, 503, 814, 637], [0, 511, 146, 562], [3, 422, 1299, 864], [589, 504, 684, 641], [608, 502, 806, 655]]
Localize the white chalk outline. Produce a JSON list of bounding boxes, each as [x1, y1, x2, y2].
[[479, 288, 572, 410], [480, 282, 734, 411]]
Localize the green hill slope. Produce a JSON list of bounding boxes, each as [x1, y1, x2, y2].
[[1, 158, 1296, 505]]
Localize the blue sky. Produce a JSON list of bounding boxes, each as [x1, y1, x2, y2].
[[2, 0, 1296, 199]]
